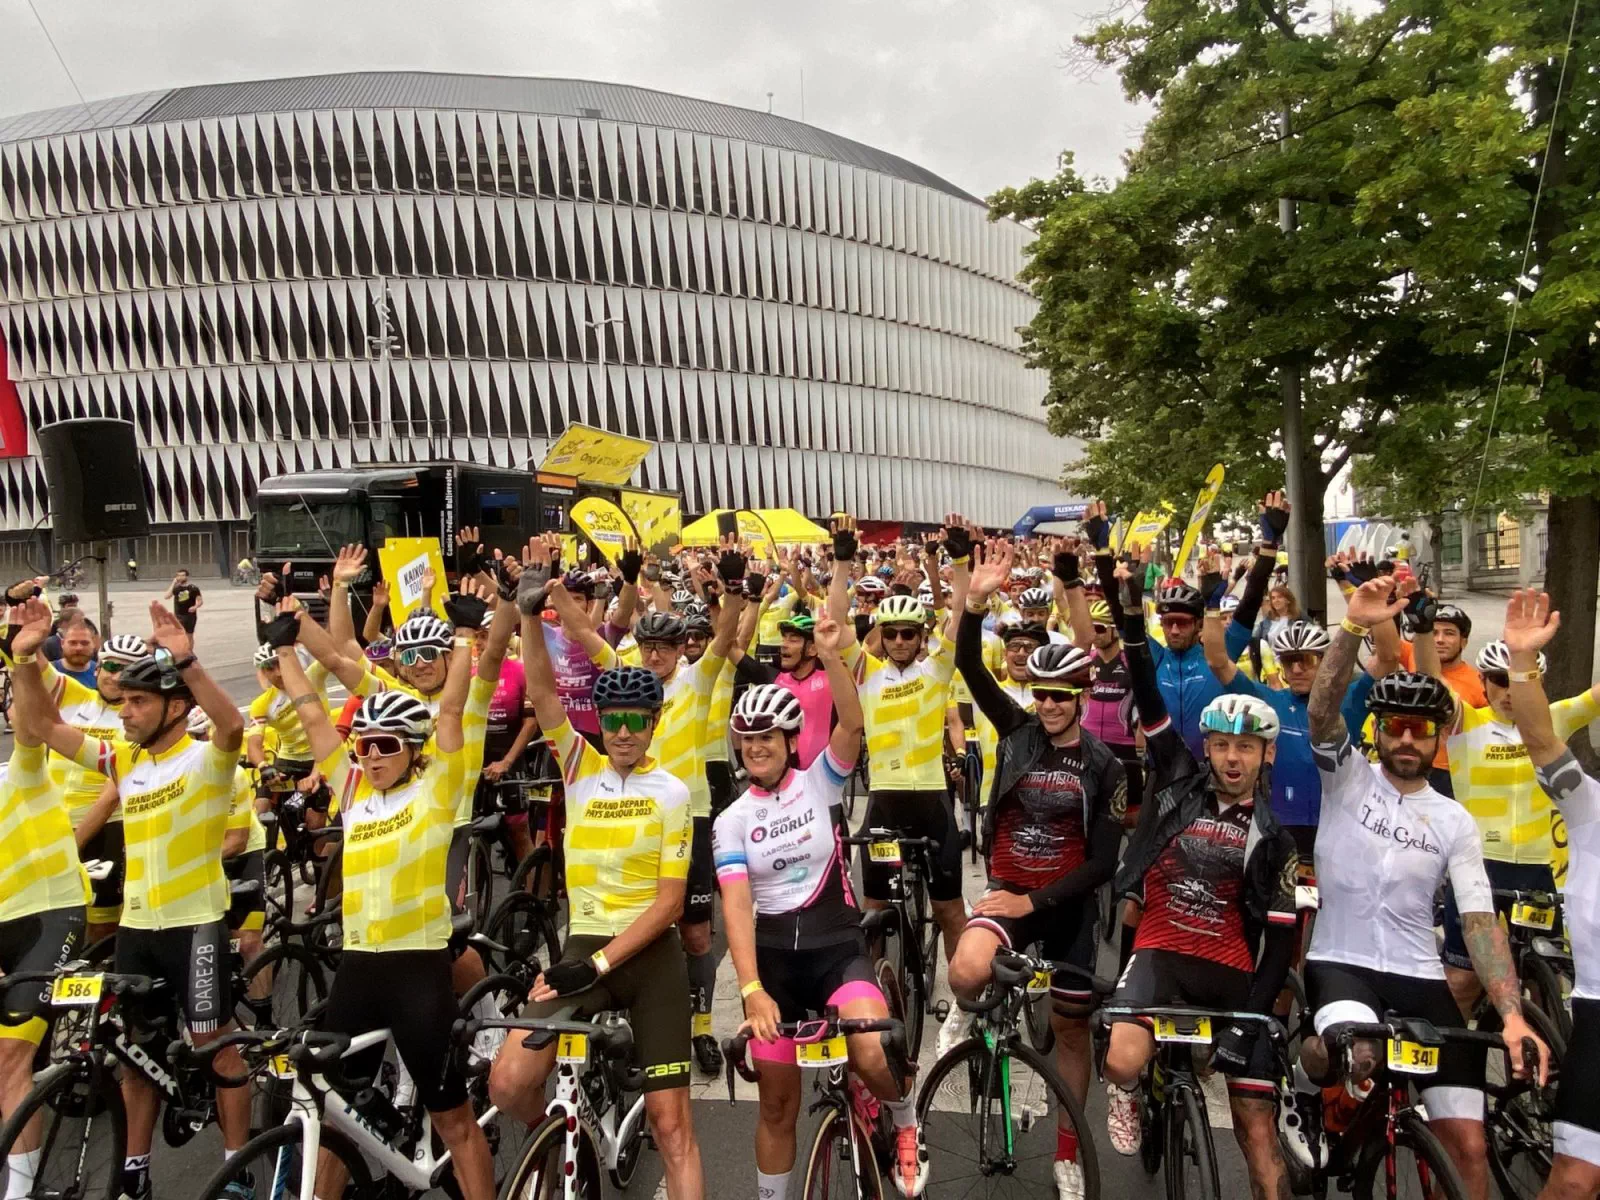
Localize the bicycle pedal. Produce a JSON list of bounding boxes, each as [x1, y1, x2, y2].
[[932, 999, 950, 1022]]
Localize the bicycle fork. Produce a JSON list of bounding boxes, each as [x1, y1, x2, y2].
[[974, 1029, 1017, 1173]]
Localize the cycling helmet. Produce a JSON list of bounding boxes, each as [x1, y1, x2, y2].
[[682, 609, 714, 638], [1017, 587, 1052, 612], [1027, 643, 1094, 685], [100, 633, 149, 665], [873, 596, 926, 627], [115, 655, 193, 699], [917, 588, 935, 608], [1199, 694, 1281, 742], [1088, 599, 1114, 625], [351, 690, 434, 743], [1154, 583, 1205, 616], [731, 684, 805, 734], [1366, 671, 1454, 724], [364, 638, 393, 662], [1003, 622, 1051, 649], [778, 613, 816, 639], [394, 613, 453, 650], [592, 666, 664, 711], [633, 612, 687, 645], [1475, 641, 1546, 676], [855, 576, 887, 599], [185, 707, 212, 737], [1219, 594, 1241, 614], [670, 589, 697, 610], [253, 643, 276, 668], [1433, 605, 1472, 637], [1268, 620, 1331, 656]]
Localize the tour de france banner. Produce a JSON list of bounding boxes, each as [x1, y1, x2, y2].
[[1173, 463, 1227, 577], [570, 496, 640, 567], [538, 423, 651, 486], [620, 489, 683, 557], [1122, 506, 1174, 553], [377, 537, 449, 625], [736, 508, 777, 557]]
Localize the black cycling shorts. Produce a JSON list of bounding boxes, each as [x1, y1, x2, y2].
[[757, 936, 879, 1025], [523, 931, 692, 1094], [223, 850, 266, 933], [967, 888, 1097, 1015], [1305, 959, 1485, 1122], [707, 761, 736, 822], [81, 821, 125, 923], [0, 907, 86, 1042], [115, 921, 232, 1035], [683, 817, 715, 926], [323, 948, 466, 1111], [1555, 998, 1600, 1166], [1108, 948, 1275, 1093], [860, 789, 964, 903]]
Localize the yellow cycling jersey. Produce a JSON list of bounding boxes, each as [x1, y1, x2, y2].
[[591, 643, 725, 818], [1449, 690, 1600, 865], [849, 638, 956, 791], [38, 662, 123, 826], [0, 740, 90, 922], [757, 591, 801, 654], [227, 767, 268, 856], [705, 659, 734, 764], [353, 662, 493, 825], [74, 734, 236, 930], [548, 718, 692, 937], [247, 663, 328, 763]]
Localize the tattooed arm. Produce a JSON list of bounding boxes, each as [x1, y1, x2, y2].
[[1309, 578, 1410, 743]]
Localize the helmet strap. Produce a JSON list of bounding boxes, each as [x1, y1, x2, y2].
[[139, 696, 192, 751]]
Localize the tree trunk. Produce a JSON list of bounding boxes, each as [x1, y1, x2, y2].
[[1295, 451, 1328, 625], [1427, 516, 1446, 599], [1542, 495, 1600, 769]]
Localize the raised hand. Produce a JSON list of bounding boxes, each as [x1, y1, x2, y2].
[[1344, 577, 1410, 630], [371, 579, 390, 607], [1258, 491, 1290, 545], [1081, 500, 1112, 552], [968, 541, 1014, 601], [618, 538, 643, 585], [1503, 588, 1560, 657], [10, 597, 55, 656], [814, 611, 842, 654], [517, 539, 554, 615], [831, 513, 859, 563], [332, 544, 367, 585]]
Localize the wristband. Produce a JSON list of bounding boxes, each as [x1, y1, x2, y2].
[[741, 979, 766, 999], [12, 652, 34, 664], [1508, 668, 1542, 683], [1339, 618, 1370, 638], [947, 556, 970, 569], [965, 600, 989, 616], [454, 636, 473, 649], [590, 950, 611, 976]]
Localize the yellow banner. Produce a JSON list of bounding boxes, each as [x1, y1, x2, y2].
[[569, 496, 639, 567], [1122, 507, 1173, 553], [620, 490, 682, 558], [1173, 463, 1226, 577], [377, 537, 448, 626], [538, 424, 651, 486]]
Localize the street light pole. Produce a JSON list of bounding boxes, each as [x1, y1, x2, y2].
[[1278, 110, 1322, 622]]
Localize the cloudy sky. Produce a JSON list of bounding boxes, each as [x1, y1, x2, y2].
[[0, 0, 1144, 201]]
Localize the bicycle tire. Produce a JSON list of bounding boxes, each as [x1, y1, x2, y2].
[[1523, 952, 1572, 1049], [801, 1105, 884, 1200], [241, 941, 328, 1031], [1021, 963, 1054, 1056], [1099, 880, 1116, 946], [265, 849, 295, 929], [905, 863, 938, 1005], [466, 836, 494, 931], [1351, 1106, 1470, 1200], [485, 891, 562, 976], [891, 910, 926, 1058], [1139, 1073, 1164, 1177], [1484, 998, 1561, 1200], [501, 1113, 603, 1200], [873, 957, 917, 1068], [608, 1095, 647, 1190], [190, 1120, 370, 1200], [0, 1060, 125, 1200], [1164, 1082, 1220, 1200]]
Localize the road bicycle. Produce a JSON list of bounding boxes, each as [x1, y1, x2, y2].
[[843, 830, 939, 1057], [918, 950, 1102, 1199], [1483, 887, 1572, 1049], [725, 1012, 910, 1200]]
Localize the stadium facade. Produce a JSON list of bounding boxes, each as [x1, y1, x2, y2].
[[0, 72, 1076, 570]]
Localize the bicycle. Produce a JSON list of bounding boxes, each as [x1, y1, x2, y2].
[[844, 830, 940, 1057], [1484, 887, 1572, 1049], [464, 771, 557, 934], [232, 564, 263, 587], [724, 1012, 910, 1200], [1096, 1004, 1285, 1200], [918, 949, 1102, 1199], [465, 1010, 651, 1198]]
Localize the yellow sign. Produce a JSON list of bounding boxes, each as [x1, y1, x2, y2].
[[796, 1035, 848, 1068], [1152, 1014, 1212, 1044], [1109, 518, 1127, 554], [1122, 507, 1174, 553], [539, 424, 651, 486], [377, 537, 448, 626], [1173, 464, 1227, 578], [1026, 970, 1052, 997], [1387, 1038, 1439, 1075], [1510, 900, 1556, 930], [569, 497, 639, 567], [620, 490, 683, 558], [556, 1032, 589, 1064], [51, 974, 103, 1007], [869, 840, 902, 865]]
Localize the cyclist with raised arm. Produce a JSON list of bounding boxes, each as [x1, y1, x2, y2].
[[489, 539, 704, 1200], [943, 542, 1125, 1200], [1296, 578, 1547, 1200]]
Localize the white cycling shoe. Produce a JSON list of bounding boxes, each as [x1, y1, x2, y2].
[[937, 1006, 975, 1059], [1053, 1158, 1086, 1200], [1105, 1083, 1141, 1155]]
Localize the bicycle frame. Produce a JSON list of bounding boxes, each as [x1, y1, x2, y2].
[[545, 1055, 647, 1183]]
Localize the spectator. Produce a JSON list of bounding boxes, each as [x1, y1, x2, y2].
[[48, 611, 100, 687], [165, 568, 204, 634]]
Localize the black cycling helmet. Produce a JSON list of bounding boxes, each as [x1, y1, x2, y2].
[[1433, 605, 1471, 638], [1003, 621, 1050, 649], [115, 654, 194, 701], [592, 666, 665, 711], [682, 609, 713, 638], [1154, 583, 1205, 616], [1366, 671, 1454, 724], [633, 612, 687, 645], [778, 613, 817, 640]]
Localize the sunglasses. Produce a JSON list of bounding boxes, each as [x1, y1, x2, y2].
[[1376, 714, 1441, 740], [99, 660, 128, 674], [1277, 652, 1322, 669], [881, 627, 922, 642], [638, 641, 682, 655], [1159, 613, 1197, 628], [1091, 624, 1109, 635], [600, 710, 653, 734], [353, 734, 407, 758], [1032, 686, 1084, 704], [1482, 670, 1510, 689], [397, 646, 445, 666]]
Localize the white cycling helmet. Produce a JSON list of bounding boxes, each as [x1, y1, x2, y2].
[[253, 643, 276, 668], [731, 684, 805, 734], [873, 596, 926, 627], [855, 576, 887, 599], [351, 690, 434, 743], [1199, 694, 1281, 742], [101, 633, 149, 665], [1027, 643, 1094, 684], [185, 707, 212, 737], [670, 589, 697, 610], [394, 613, 453, 650], [1219, 594, 1241, 614], [1017, 587, 1052, 611], [1268, 620, 1331, 656], [1476, 641, 1546, 676]]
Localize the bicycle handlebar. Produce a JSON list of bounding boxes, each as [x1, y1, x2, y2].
[[841, 830, 941, 856], [1097, 1005, 1288, 1045], [722, 1016, 905, 1099]]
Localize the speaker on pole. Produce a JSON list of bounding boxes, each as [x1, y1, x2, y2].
[[36, 419, 150, 543]]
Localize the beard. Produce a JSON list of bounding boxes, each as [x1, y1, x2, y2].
[[1377, 744, 1431, 780]]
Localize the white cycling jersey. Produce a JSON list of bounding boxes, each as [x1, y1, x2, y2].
[[711, 747, 860, 950], [1308, 730, 1492, 980], [1533, 752, 1599, 1001]]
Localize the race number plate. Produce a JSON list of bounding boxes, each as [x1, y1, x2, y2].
[[1511, 901, 1556, 931], [1026, 970, 1052, 997], [868, 841, 902, 866], [50, 974, 103, 1007], [1387, 1039, 1440, 1075], [1151, 1015, 1212, 1044], [556, 1033, 589, 1065], [796, 1035, 848, 1068], [268, 1053, 294, 1079]]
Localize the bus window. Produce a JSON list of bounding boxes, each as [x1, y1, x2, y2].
[[479, 488, 522, 528]]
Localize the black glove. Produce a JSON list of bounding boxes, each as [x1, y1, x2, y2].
[[717, 548, 748, 585], [456, 541, 492, 578], [1052, 550, 1080, 586], [832, 526, 859, 562], [542, 957, 600, 997], [444, 593, 488, 632], [1405, 591, 1438, 635], [1347, 557, 1377, 586], [257, 763, 283, 790], [923, 538, 941, 565], [1212, 1022, 1260, 1077], [1327, 562, 1345, 582], [1082, 513, 1111, 552], [618, 547, 643, 586], [943, 525, 973, 562], [745, 571, 767, 596], [262, 612, 300, 649], [1200, 569, 1225, 607], [3, 580, 40, 604], [516, 561, 553, 616], [493, 558, 520, 602], [1117, 560, 1145, 613], [1259, 505, 1290, 545]]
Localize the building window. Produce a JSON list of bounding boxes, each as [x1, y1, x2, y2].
[[1441, 521, 1462, 567]]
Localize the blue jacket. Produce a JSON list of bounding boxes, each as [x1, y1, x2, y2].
[[1150, 637, 1225, 761]]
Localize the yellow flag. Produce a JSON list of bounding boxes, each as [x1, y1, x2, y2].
[[1123, 508, 1173, 552], [620, 490, 683, 558], [1173, 463, 1227, 577], [377, 537, 448, 626], [538, 424, 651, 486], [569, 496, 639, 567]]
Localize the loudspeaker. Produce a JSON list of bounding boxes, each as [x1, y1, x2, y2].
[[36, 419, 150, 542]]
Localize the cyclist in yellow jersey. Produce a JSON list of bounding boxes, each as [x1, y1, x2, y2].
[[245, 642, 328, 786], [684, 605, 737, 817], [9, 597, 251, 1198], [0, 622, 91, 1188], [549, 544, 745, 1075], [490, 539, 704, 1200]]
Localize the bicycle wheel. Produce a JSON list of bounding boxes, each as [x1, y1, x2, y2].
[[465, 837, 495, 931], [1022, 975, 1054, 1056], [190, 1121, 371, 1200], [801, 1105, 884, 1200], [265, 849, 295, 928], [907, 870, 939, 1004], [1099, 880, 1116, 945], [1351, 1107, 1469, 1200], [1523, 953, 1572, 1048], [1164, 1083, 1219, 1200], [1485, 1000, 1561, 1200], [241, 941, 328, 1029], [501, 1114, 603, 1200], [607, 1095, 647, 1190], [485, 891, 562, 976], [0, 1061, 125, 1200], [890, 913, 926, 1058], [874, 957, 917, 1068], [915, 1036, 1100, 1199]]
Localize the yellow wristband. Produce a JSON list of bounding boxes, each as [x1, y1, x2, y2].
[[12, 652, 34, 665], [740, 979, 765, 999], [1509, 668, 1542, 683], [590, 950, 610, 976], [1340, 618, 1370, 638]]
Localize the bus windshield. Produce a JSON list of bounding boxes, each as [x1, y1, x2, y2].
[[256, 499, 365, 558]]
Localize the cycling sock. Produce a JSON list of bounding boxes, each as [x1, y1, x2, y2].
[[757, 1169, 790, 1200], [121, 1154, 150, 1199], [884, 1093, 916, 1130], [6, 1149, 40, 1200], [1056, 1126, 1079, 1162], [687, 949, 717, 1015]]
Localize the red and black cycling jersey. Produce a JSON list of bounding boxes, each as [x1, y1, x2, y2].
[[990, 739, 1100, 893], [1132, 792, 1256, 973]]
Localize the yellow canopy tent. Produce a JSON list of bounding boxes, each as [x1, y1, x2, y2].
[[679, 508, 830, 549]]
